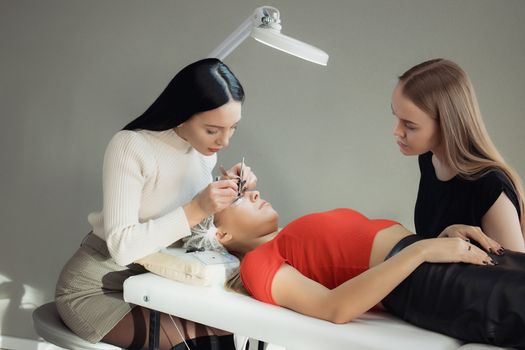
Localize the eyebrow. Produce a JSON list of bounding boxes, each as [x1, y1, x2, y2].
[[390, 105, 418, 125]]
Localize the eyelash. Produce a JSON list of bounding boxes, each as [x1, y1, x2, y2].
[[393, 114, 415, 130], [206, 126, 238, 135]]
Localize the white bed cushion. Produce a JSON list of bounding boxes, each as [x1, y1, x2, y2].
[[135, 248, 239, 286]]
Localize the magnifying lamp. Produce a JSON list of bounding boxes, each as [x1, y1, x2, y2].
[[208, 6, 329, 66]]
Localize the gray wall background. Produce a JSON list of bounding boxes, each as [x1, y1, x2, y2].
[[1, 0, 524, 340]]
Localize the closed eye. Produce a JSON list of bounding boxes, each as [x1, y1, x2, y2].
[[405, 122, 417, 130]]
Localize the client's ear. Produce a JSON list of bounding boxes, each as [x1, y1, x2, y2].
[[215, 230, 232, 244]]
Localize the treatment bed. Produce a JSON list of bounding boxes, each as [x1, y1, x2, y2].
[[123, 271, 510, 350]]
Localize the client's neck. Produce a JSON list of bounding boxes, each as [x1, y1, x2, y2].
[[230, 230, 280, 257]]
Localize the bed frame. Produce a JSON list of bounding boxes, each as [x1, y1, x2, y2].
[[123, 273, 508, 350]]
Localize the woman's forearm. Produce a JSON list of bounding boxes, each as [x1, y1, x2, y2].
[[327, 244, 425, 323], [183, 200, 209, 227], [326, 236, 489, 323], [272, 238, 483, 324], [271, 243, 427, 324]]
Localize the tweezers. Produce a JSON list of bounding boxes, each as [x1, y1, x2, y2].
[[218, 158, 244, 187], [231, 157, 246, 206], [216, 158, 245, 206]]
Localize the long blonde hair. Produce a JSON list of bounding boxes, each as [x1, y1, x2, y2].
[[223, 247, 248, 294], [225, 269, 248, 295], [399, 58, 524, 235]]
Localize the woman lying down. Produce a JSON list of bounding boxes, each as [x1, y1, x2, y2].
[[191, 190, 525, 348]]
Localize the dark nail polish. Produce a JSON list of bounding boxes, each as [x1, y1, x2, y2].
[[482, 261, 488, 265]]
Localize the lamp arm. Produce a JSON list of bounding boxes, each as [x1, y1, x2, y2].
[[207, 16, 253, 60], [206, 6, 328, 65]]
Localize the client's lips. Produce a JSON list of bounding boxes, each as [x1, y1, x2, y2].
[[397, 140, 408, 148], [259, 201, 268, 209]]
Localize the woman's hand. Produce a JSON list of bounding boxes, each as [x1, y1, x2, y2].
[[438, 224, 504, 255], [224, 162, 257, 191], [414, 238, 496, 266], [184, 180, 238, 227]]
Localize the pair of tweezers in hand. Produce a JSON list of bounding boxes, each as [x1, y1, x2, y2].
[[219, 157, 246, 207]]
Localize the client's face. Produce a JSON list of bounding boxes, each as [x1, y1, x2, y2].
[[215, 191, 279, 243]]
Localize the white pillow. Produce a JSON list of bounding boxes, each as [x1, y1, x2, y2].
[[135, 248, 240, 287]]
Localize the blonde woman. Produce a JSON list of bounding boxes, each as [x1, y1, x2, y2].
[[391, 58, 525, 251], [199, 190, 525, 348]]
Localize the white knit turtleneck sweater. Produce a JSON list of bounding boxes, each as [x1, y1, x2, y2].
[[88, 129, 216, 266]]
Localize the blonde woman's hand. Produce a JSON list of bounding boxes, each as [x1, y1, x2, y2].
[[414, 237, 496, 266], [225, 162, 257, 191], [184, 180, 238, 227], [438, 224, 504, 255]]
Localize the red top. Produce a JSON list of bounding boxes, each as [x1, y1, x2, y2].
[[240, 208, 399, 305]]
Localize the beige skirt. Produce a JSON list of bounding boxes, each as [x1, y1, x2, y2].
[[55, 233, 146, 343]]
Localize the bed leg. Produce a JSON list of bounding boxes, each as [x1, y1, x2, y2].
[[149, 309, 161, 350]]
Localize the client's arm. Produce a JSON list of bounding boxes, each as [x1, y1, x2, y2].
[[271, 238, 490, 324]]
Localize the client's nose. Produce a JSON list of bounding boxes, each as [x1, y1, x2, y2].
[[248, 191, 260, 202]]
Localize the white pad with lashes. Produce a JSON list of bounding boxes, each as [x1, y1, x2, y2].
[[135, 248, 239, 287]]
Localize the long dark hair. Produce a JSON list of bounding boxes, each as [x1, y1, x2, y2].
[[123, 58, 244, 131]]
